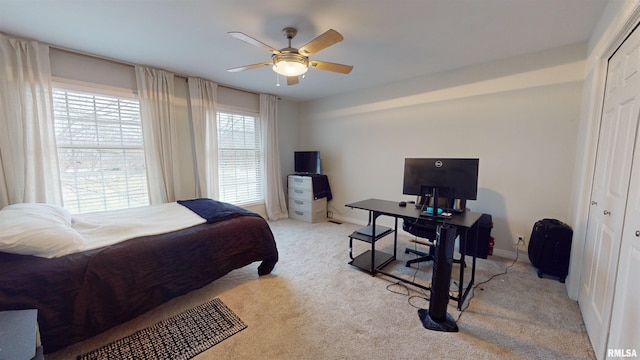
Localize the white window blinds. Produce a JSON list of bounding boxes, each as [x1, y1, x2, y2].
[[53, 87, 149, 213], [216, 111, 263, 205]]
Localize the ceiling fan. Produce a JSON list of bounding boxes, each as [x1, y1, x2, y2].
[[226, 27, 353, 86]]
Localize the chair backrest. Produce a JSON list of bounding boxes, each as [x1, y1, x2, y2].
[[403, 218, 438, 240]]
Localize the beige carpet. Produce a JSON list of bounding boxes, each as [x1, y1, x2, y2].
[[47, 219, 594, 360]]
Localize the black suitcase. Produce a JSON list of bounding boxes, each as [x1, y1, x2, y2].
[[528, 218, 573, 283]]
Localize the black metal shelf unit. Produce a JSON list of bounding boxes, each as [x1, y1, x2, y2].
[[348, 225, 395, 274]]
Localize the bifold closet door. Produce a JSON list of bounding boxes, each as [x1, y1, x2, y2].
[[579, 25, 640, 359], [607, 113, 640, 353]]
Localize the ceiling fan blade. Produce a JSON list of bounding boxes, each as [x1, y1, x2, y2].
[[228, 32, 279, 54], [287, 76, 299, 86], [298, 29, 344, 56], [226, 62, 272, 72], [309, 60, 353, 74]]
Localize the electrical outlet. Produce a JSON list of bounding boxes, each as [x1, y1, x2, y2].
[[517, 235, 525, 246]]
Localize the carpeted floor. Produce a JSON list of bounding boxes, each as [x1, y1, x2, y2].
[[47, 218, 595, 360]]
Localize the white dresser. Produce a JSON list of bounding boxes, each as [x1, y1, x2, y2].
[[288, 175, 327, 223]]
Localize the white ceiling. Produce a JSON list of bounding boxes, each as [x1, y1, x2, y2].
[[0, 0, 608, 102]]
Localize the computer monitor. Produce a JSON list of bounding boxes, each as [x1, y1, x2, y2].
[[294, 151, 321, 174], [402, 158, 479, 204]]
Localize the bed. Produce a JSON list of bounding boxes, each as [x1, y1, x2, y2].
[[0, 199, 279, 353]]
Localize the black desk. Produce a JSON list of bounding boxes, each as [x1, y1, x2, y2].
[[346, 198, 482, 310]]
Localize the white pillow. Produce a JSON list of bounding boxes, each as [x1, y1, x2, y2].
[[0, 203, 86, 258]]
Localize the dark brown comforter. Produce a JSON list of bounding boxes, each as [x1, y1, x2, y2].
[[0, 214, 278, 353]]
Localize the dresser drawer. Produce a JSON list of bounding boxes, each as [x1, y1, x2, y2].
[[288, 175, 312, 190], [289, 207, 326, 223], [289, 197, 325, 212], [289, 187, 313, 200]]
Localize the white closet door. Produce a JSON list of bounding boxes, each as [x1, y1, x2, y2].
[[579, 26, 640, 359], [607, 99, 640, 354]]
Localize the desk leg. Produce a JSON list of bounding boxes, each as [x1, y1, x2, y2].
[[457, 223, 480, 310], [458, 229, 466, 310], [370, 212, 376, 275], [470, 222, 480, 286], [349, 236, 354, 260], [393, 217, 398, 259]]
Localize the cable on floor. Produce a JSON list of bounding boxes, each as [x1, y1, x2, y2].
[[385, 280, 431, 308], [455, 244, 520, 321]]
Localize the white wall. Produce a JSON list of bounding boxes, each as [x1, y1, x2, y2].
[[276, 99, 301, 182], [296, 44, 587, 257]]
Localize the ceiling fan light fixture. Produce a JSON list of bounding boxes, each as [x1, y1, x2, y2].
[[227, 28, 351, 85], [272, 53, 308, 76]]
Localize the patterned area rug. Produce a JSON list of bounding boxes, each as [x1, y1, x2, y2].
[[77, 298, 246, 360]]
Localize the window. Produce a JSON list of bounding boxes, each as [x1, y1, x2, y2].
[[216, 111, 263, 205], [52, 85, 149, 213]]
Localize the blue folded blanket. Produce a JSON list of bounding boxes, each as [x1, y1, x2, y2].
[[177, 198, 259, 223]]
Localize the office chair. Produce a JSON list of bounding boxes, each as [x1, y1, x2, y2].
[[403, 219, 438, 266], [403, 197, 453, 267]]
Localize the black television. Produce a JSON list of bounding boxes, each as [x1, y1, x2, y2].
[[294, 151, 321, 174], [403, 158, 479, 209]]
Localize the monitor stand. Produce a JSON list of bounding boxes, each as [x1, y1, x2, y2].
[[415, 189, 465, 215], [416, 186, 453, 219]]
